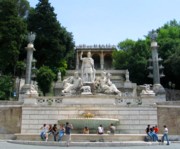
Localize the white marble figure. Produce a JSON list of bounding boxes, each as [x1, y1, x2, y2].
[[80, 51, 95, 83], [57, 71, 61, 82], [25, 85, 38, 95], [62, 72, 82, 94], [95, 71, 121, 95], [81, 86, 92, 95], [125, 69, 130, 82], [141, 84, 155, 95]]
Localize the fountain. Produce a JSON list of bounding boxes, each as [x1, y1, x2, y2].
[[58, 118, 119, 130], [58, 112, 119, 132], [19, 47, 166, 137]]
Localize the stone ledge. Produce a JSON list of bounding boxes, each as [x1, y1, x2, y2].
[[7, 140, 162, 147], [14, 133, 163, 142]]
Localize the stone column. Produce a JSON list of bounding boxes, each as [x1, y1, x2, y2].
[[19, 32, 38, 101], [100, 51, 104, 70], [151, 41, 160, 84], [149, 31, 165, 95], [76, 51, 79, 70], [25, 44, 35, 84]]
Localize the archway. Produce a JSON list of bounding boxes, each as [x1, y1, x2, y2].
[[92, 54, 100, 70], [104, 54, 112, 70]]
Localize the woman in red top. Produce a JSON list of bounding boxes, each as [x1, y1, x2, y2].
[[154, 125, 159, 134]]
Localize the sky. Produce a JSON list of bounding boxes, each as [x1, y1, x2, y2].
[[29, 0, 180, 46]]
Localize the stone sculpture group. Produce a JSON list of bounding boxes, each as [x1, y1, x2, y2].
[[62, 51, 121, 95]]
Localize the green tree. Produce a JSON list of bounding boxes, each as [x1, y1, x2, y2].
[[113, 39, 135, 69], [27, 0, 75, 75], [0, 75, 13, 100], [36, 66, 55, 96], [157, 20, 180, 88], [113, 39, 150, 85], [16, 0, 30, 18], [0, 0, 28, 75], [114, 20, 180, 88], [164, 47, 180, 88]]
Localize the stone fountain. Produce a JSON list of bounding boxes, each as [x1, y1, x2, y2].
[[19, 48, 166, 136], [58, 112, 119, 132]]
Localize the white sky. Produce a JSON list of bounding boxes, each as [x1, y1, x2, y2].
[[29, 0, 180, 46]]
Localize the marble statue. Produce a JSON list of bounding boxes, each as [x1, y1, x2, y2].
[[80, 51, 95, 83], [25, 85, 38, 95], [57, 71, 61, 82], [95, 71, 121, 95], [140, 84, 155, 95], [62, 72, 82, 94], [125, 69, 130, 82]]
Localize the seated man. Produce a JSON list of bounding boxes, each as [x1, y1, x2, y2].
[[97, 124, 104, 135], [149, 128, 158, 142], [83, 126, 89, 134]]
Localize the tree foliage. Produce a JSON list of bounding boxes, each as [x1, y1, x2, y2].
[[27, 0, 75, 76], [0, 0, 28, 75], [0, 75, 13, 100], [36, 66, 55, 96], [157, 20, 180, 88], [114, 39, 151, 85], [114, 20, 180, 88]]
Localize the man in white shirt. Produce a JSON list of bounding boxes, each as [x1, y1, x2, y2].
[[98, 124, 104, 134], [162, 125, 170, 145]]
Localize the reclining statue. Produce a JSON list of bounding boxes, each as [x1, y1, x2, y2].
[[95, 71, 121, 95], [62, 72, 83, 94]]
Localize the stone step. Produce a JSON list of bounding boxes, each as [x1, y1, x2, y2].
[[15, 133, 162, 142], [8, 140, 162, 147], [0, 134, 16, 140]]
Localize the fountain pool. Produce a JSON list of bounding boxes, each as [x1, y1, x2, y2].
[[58, 118, 119, 130]]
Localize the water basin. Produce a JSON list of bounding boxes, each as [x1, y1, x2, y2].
[[58, 118, 119, 129]]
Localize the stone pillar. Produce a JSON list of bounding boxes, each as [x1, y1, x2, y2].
[[19, 32, 38, 101], [25, 44, 35, 84], [151, 41, 160, 84], [149, 31, 165, 95], [76, 51, 79, 70], [100, 51, 104, 70]]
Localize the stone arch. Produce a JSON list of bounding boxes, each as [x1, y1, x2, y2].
[[92, 54, 100, 70], [104, 54, 112, 70]]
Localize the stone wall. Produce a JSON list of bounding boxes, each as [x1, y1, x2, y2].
[[0, 101, 22, 134], [157, 101, 180, 135], [21, 97, 157, 134], [1, 100, 180, 136]]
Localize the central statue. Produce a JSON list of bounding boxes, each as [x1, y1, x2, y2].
[[61, 51, 121, 95], [80, 51, 96, 83]]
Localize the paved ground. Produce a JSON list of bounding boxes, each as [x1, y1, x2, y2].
[[0, 141, 180, 149]]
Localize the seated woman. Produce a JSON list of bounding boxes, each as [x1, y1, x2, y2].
[[58, 124, 65, 142], [109, 123, 116, 134], [97, 124, 104, 135], [83, 126, 89, 134]]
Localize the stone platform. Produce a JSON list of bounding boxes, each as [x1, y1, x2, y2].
[[15, 133, 163, 142], [8, 140, 163, 147], [21, 95, 158, 134]]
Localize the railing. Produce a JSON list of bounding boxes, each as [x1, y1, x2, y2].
[[165, 89, 180, 101], [36, 97, 63, 105]]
